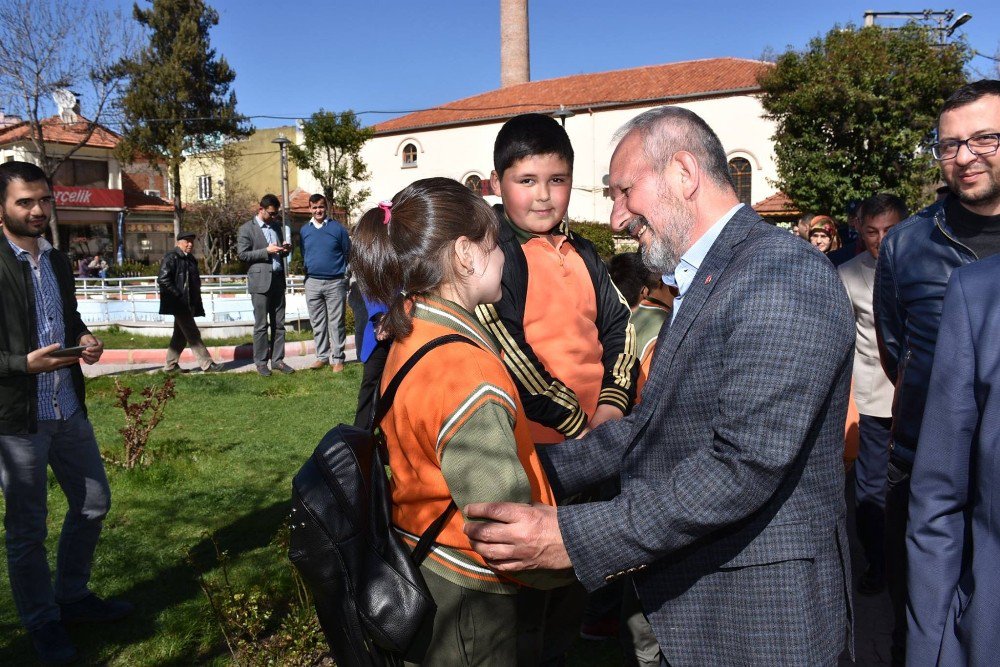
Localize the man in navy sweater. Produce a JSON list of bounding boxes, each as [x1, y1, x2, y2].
[[299, 194, 351, 371]]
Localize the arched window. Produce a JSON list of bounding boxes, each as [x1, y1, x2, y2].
[[728, 157, 752, 205], [464, 175, 482, 194], [402, 143, 418, 167]]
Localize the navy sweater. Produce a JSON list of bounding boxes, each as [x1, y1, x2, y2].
[[300, 220, 351, 279]]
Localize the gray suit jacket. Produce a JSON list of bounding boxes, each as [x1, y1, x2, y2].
[[237, 218, 284, 294], [838, 252, 893, 417], [544, 206, 855, 665]]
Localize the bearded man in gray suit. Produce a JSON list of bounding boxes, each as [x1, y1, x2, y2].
[[466, 107, 855, 665]]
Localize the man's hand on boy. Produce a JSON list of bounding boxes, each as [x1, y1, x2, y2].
[[464, 502, 571, 570], [589, 404, 624, 429]]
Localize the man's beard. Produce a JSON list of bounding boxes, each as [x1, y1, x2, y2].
[[0, 212, 46, 238], [948, 165, 1000, 208], [638, 191, 692, 275]]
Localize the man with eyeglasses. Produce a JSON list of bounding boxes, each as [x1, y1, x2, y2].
[[873, 79, 1000, 666], [237, 194, 295, 376]]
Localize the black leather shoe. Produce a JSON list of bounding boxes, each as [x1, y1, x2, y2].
[[29, 621, 77, 664], [60, 594, 134, 624], [272, 361, 295, 374], [256, 364, 272, 377]]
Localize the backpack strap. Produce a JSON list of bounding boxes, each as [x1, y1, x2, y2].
[[370, 333, 477, 566], [368, 333, 477, 430]]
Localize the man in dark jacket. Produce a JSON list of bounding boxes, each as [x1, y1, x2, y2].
[[0, 161, 132, 664], [874, 79, 1000, 665], [157, 231, 223, 373]]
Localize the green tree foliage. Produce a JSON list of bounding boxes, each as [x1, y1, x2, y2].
[[571, 221, 616, 259], [115, 0, 252, 237], [758, 25, 967, 215], [290, 110, 373, 219]]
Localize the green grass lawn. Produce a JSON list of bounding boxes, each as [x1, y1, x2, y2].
[[0, 369, 623, 666], [94, 324, 316, 350]]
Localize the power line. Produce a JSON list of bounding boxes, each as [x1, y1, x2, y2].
[[93, 99, 631, 126]]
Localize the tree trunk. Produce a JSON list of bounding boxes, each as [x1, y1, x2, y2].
[[48, 206, 61, 250], [171, 160, 183, 238]]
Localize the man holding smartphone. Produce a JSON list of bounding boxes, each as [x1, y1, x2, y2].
[[237, 194, 295, 376], [0, 161, 132, 664]]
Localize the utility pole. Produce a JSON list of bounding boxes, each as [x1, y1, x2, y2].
[[863, 9, 972, 44], [272, 133, 292, 274]]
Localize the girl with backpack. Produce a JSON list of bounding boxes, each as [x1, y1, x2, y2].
[[351, 177, 569, 665]]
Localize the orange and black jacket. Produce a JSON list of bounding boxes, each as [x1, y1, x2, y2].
[[476, 205, 638, 439]]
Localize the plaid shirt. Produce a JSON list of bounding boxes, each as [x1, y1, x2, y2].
[[7, 237, 81, 421]]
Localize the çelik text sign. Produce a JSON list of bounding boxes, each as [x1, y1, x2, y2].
[[53, 186, 125, 208]]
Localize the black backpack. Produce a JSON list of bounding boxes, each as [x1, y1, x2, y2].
[[288, 334, 474, 666]]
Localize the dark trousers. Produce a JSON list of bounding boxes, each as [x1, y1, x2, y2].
[[855, 414, 891, 578], [250, 274, 286, 366], [516, 581, 588, 666], [353, 340, 389, 429], [885, 458, 911, 666], [405, 566, 518, 666]]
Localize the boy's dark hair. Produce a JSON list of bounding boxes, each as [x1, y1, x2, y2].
[[858, 193, 908, 225], [308, 193, 326, 205], [259, 193, 281, 209], [938, 80, 1000, 126], [0, 161, 50, 203], [607, 252, 659, 308], [350, 177, 499, 339], [493, 113, 574, 177]]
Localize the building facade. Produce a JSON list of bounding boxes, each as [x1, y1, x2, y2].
[[296, 58, 781, 225], [0, 116, 174, 265]]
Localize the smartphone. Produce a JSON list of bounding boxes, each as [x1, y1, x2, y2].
[[49, 345, 88, 358]]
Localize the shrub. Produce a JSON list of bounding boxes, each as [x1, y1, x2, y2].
[[570, 221, 616, 259], [288, 247, 304, 276], [109, 260, 159, 278], [219, 261, 246, 276], [105, 376, 176, 469]]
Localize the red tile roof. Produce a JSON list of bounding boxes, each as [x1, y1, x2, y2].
[[0, 115, 119, 149], [753, 191, 800, 218], [288, 187, 346, 219], [374, 57, 772, 135]]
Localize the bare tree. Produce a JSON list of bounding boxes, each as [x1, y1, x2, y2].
[[184, 186, 255, 275], [0, 0, 138, 247]]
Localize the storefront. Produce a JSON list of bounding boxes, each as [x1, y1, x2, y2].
[[122, 218, 175, 264], [52, 186, 124, 270]]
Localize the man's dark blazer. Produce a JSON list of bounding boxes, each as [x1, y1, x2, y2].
[[907, 253, 1000, 666], [237, 218, 284, 294], [0, 238, 90, 434], [542, 205, 856, 664]]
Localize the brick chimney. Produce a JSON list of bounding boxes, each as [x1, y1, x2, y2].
[[500, 0, 529, 88]]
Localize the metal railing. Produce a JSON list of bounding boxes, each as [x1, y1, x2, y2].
[[75, 274, 308, 300]]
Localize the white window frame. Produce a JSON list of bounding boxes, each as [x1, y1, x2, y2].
[[197, 174, 212, 201]]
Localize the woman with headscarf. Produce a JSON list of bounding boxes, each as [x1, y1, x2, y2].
[[809, 216, 842, 257]]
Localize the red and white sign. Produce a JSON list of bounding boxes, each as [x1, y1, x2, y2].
[[53, 186, 124, 209]]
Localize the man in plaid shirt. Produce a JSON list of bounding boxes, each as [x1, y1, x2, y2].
[[0, 161, 133, 664]]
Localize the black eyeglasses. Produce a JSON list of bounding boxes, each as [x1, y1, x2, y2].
[[930, 133, 1000, 161]]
